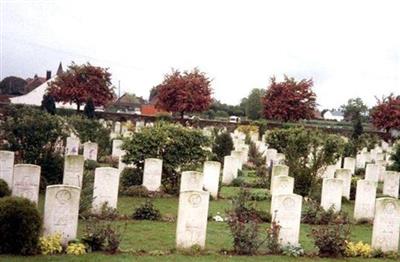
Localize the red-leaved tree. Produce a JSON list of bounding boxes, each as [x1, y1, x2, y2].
[[371, 94, 400, 132], [262, 76, 316, 122], [155, 68, 212, 118], [47, 62, 115, 111]]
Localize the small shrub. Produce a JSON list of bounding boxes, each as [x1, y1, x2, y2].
[[255, 165, 269, 188], [226, 188, 262, 255], [266, 214, 281, 254], [84, 160, 99, 171], [301, 200, 349, 225], [90, 202, 119, 220], [345, 241, 373, 258], [122, 185, 149, 197], [132, 200, 161, 221], [212, 131, 234, 163], [0, 179, 11, 198], [281, 244, 304, 257], [0, 197, 42, 255], [102, 223, 124, 254], [120, 167, 143, 190], [350, 177, 359, 200], [38, 234, 63, 255], [311, 223, 350, 257], [231, 177, 245, 187], [37, 152, 64, 188], [66, 242, 87, 255], [249, 191, 270, 201], [79, 170, 94, 218]]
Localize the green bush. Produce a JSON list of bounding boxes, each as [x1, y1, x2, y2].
[[350, 177, 359, 200], [226, 188, 262, 255], [0, 179, 11, 198], [1, 106, 66, 164], [123, 122, 209, 194], [84, 160, 99, 171], [212, 131, 234, 163], [265, 127, 345, 197], [89, 203, 119, 221], [37, 152, 64, 188], [0, 197, 42, 255], [132, 200, 161, 221], [311, 223, 350, 257], [389, 143, 400, 172], [79, 170, 94, 218], [301, 200, 349, 225], [248, 141, 265, 167], [66, 115, 111, 157], [120, 167, 143, 190], [122, 185, 149, 197], [231, 177, 245, 187]]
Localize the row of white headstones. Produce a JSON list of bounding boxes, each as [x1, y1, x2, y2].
[[1, 133, 399, 252]]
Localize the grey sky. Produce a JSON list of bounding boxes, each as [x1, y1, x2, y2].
[[1, 0, 399, 109]]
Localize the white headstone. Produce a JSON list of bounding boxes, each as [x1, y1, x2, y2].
[[180, 171, 204, 192], [383, 171, 400, 198], [271, 165, 289, 177], [354, 180, 377, 221], [63, 155, 84, 187], [230, 150, 244, 170], [371, 198, 400, 252], [112, 139, 124, 158], [176, 190, 210, 249], [365, 164, 380, 183], [203, 161, 221, 199], [321, 178, 343, 211], [142, 158, 163, 191], [343, 157, 356, 174], [43, 185, 81, 245], [222, 156, 239, 185], [273, 153, 286, 165], [114, 121, 121, 134], [65, 137, 80, 155], [92, 167, 120, 213], [271, 175, 293, 196], [12, 164, 41, 204], [320, 165, 336, 179], [335, 168, 352, 199], [272, 194, 302, 246], [0, 150, 14, 188], [265, 148, 278, 167], [83, 142, 98, 161]]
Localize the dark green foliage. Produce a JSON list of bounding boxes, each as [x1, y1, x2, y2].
[[389, 143, 400, 172], [301, 200, 350, 225], [349, 177, 359, 200], [122, 185, 149, 197], [0, 76, 27, 95], [0, 197, 42, 255], [120, 167, 143, 190], [84, 160, 99, 171], [265, 127, 345, 197], [0, 179, 11, 198], [1, 106, 66, 164], [311, 223, 350, 257], [79, 170, 94, 218], [231, 177, 245, 187], [41, 94, 56, 115], [123, 122, 209, 194], [226, 188, 262, 255], [84, 97, 96, 119], [81, 219, 125, 254], [212, 131, 234, 163], [132, 200, 161, 221], [244, 88, 264, 120], [354, 168, 365, 177], [248, 141, 265, 167], [351, 117, 363, 140], [66, 115, 111, 157], [37, 152, 64, 187]]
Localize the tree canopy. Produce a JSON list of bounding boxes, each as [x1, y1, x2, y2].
[[371, 94, 400, 132], [340, 97, 369, 122]]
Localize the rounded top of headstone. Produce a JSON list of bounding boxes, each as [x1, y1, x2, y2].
[[182, 171, 202, 176], [14, 163, 41, 169], [46, 184, 81, 191], [335, 168, 352, 175], [0, 150, 14, 155], [324, 177, 344, 185], [145, 158, 163, 163], [204, 161, 221, 167]]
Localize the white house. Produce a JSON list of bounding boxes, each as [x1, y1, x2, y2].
[[323, 110, 344, 121]]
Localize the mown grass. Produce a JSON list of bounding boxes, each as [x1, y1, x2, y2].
[[1, 171, 396, 261]]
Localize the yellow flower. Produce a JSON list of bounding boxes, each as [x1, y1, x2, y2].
[[39, 234, 63, 255], [66, 243, 86, 256]]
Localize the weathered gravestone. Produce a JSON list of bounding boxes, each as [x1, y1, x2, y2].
[[320, 164, 336, 179], [321, 178, 343, 211], [270, 176, 294, 214], [365, 164, 381, 183], [63, 155, 84, 188], [12, 164, 41, 204], [0, 150, 14, 188], [343, 157, 356, 174], [354, 180, 377, 222], [271, 164, 289, 177], [142, 158, 163, 191], [43, 185, 81, 245], [265, 148, 277, 167], [335, 168, 352, 199], [180, 171, 204, 192], [383, 171, 400, 198], [176, 190, 210, 249], [222, 155, 239, 185], [273, 194, 302, 246], [203, 161, 221, 199], [65, 136, 80, 155], [273, 153, 285, 165], [92, 167, 120, 213], [230, 150, 244, 170], [112, 139, 124, 158], [83, 142, 98, 161], [371, 198, 400, 252]]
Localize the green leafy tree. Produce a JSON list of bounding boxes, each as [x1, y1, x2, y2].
[[340, 98, 369, 122], [41, 94, 56, 115], [212, 131, 234, 162], [265, 127, 345, 196], [122, 123, 210, 194], [244, 88, 264, 120]]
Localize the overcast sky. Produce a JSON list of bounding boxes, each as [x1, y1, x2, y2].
[[1, 0, 399, 109]]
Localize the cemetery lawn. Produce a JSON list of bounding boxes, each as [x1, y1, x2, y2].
[[0, 172, 396, 261]]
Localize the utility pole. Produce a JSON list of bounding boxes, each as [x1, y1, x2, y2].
[[118, 80, 121, 98]]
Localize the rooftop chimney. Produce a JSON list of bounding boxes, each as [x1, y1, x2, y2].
[[46, 70, 52, 80]]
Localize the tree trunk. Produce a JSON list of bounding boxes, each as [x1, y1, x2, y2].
[[180, 111, 184, 119], [77, 102, 81, 112]]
